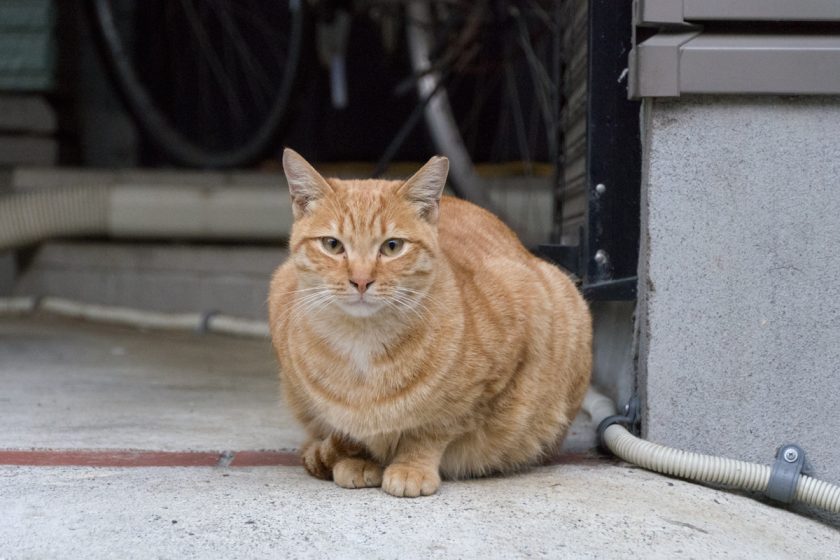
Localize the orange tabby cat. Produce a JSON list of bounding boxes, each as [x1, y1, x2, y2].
[[269, 148, 591, 497]]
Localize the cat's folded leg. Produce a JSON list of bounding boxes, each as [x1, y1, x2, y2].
[[299, 438, 333, 480], [300, 434, 381, 487], [381, 434, 448, 498]]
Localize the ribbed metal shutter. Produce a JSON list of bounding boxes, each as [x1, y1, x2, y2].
[[0, 0, 55, 91], [559, 0, 588, 244]]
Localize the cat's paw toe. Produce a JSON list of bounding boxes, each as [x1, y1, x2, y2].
[[382, 463, 441, 497], [300, 439, 331, 480], [333, 458, 383, 489]]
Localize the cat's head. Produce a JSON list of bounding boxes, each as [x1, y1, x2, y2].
[[282, 148, 448, 319]]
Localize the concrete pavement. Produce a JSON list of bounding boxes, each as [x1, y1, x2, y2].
[[4, 463, 839, 559], [1, 313, 838, 558], [0, 314, 301, 452]]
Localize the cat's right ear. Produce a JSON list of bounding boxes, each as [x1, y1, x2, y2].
[[282, 148, 333, 219], [399, 155, 449, 224]]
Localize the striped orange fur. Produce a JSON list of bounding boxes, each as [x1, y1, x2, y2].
[[269, 149, 592, 497]]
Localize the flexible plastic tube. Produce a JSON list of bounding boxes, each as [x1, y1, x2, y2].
[[585, 388, 840, 514], [602, 423, 771, 491], [794, 474, 840, 513], [0, 187, 109, 250], [41, 297, 201, 331], [581, 387, 617, 426], [0, 296, 269, 339], [0, 296, 37, 314], [0, 182, 291, 251], [206, 314, 270, 338]]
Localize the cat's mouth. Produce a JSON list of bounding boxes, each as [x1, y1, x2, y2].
[[338, 295, 384, 317]]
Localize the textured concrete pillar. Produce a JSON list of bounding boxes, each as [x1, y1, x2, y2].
[[639, 96, 840, 491]]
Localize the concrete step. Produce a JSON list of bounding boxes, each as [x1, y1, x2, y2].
[[10, 166, 555, 245], [0, 94, 56, 134], [0, 135, 57, 166], [13, 241, 286, 320]]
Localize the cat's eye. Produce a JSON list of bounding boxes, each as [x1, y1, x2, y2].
[[321, 237, 344, 255], [380, 238, 405, 256]]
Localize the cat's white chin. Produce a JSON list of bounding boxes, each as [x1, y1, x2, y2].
[[337, 300, 385, 318]]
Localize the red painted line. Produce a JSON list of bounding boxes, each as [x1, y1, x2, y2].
[[0, 449, 601, 468], [230, 451, 301, 467], [0, 449, 300, 468]]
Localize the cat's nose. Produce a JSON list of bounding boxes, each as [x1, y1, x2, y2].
[[349, 278, 374, 294]]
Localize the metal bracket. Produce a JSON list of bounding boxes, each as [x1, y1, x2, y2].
[[316, 9, 352, 108], [537, 244, 582, 278], [583, 277, 638, 301], [765, 444, 806, 504], [197, 310, 220, 334], [597, 395, 641, 453]]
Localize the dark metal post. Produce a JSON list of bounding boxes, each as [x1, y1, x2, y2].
[[583, 0, 641, 300], [539, 0, 641, 301]]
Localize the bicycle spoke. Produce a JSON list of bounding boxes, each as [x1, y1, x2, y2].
[[89, 0, 303, 166], [524, 0, 558, 33], [504, 58, 533, 172], [192, 7, 212, 147], [491, 66, 511, 164], [458, 64, 486, 156], [178, 0, 246, 126], [220, 0, 289, 65], [165, 3, 183, 120], [215, 1, 275, 115], [512, 7, 558, 158], [527, 83, 541, 160]]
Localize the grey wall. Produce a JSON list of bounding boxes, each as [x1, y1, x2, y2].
[[591, 301, 637, 410], [639, 96, 840, 494]]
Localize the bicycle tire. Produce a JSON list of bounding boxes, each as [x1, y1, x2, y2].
[[404, 2, 493, 210], [87, 0, 306, 168], [405, 1, 563, 243]]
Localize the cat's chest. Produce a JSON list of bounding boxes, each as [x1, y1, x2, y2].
[[327, 334, 384, 375]]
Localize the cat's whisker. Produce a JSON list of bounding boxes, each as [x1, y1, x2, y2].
[[394, 286, 429, 297], [273, 286, 334, 297], [391, 290, 433, 316], [264, 287, 325, 308], [281, 293, 328, 319], [387, 293, 429, 325], [281, 290, 334, 325], [380, 298, 408, 322], [289, 294, 334, 324], [308, 294, 337, 318], [383, 299, 417, 325], [382, 294, 411, 314], [394, 287, 440, 308]]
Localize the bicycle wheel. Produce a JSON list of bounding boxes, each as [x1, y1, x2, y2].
[[88, 0, 306, 168], [406, 0, 563, 244]]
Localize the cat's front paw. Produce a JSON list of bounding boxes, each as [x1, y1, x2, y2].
[[382, 463, 441, 497], [300, 439, 331, 480], [333, 458, 383, 489]]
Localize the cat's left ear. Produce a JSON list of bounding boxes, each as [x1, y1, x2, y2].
[[399, 156, 449, 224], [283, 148, 334, 219]]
